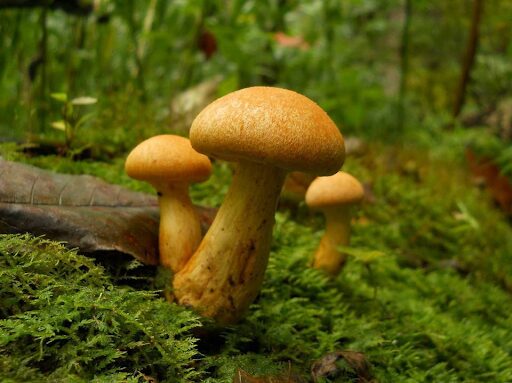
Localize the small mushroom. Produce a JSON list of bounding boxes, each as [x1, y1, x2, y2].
[[173, 86, 345, 324], [125, 135, 212, 272], [305, 171, 364, 276]]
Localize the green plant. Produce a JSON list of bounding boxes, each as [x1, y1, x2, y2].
[[50, 92, 97, 151]]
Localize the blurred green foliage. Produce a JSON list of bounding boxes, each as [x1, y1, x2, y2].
[[1, 0, 512, 149]]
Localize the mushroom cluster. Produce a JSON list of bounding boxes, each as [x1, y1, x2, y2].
[[125, 87, 346, 325]]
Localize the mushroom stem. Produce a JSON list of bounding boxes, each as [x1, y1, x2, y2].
[[313, 207, 352, 275], [158, 184, 201, 272], [173, 161, 286, 324]]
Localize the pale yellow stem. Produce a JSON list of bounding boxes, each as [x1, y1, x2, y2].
[[157, 184, 201, 273], [313, 207, 352, 276], [173, 161, 286, 324]]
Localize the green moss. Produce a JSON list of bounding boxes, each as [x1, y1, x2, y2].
[[2, 139, 512, 382], [0, 235, 202, 382]]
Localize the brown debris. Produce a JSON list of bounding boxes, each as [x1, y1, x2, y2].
[[311, 350, 374, 383]]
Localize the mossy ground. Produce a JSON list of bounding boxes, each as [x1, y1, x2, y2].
[[1, 132, 512, 382]]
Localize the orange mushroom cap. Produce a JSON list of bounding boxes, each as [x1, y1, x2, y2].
[[125, 135, 212, 186], [306, 171, 364, 208], [190, 86, 345, 176]]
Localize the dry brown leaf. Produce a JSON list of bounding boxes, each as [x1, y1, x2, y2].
[[466, 148, 512, 215], [0, 158, 215, 263]]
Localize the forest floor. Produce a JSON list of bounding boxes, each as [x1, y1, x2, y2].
[[1, 128, 512, 382]]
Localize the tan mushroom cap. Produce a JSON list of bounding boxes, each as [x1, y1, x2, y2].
[[306, 171, 364, 208], [125, 135, 212, 184], [190, 86, 345, 175]]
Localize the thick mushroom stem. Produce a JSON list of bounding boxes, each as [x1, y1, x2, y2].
[[173, 161, 286, 324], [313, 206, 352, 276], [157, 183, 201, 273]]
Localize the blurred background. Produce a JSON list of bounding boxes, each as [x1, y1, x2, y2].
[[0, 0, 511, 168]]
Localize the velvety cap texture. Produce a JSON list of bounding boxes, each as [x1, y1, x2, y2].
[[125, 135, 212, 183], [306, 171, 364, 208], [190, 87, 345, 175]]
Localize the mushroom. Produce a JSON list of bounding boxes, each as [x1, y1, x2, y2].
[[172, 86, 345, 324], [125, 135, 212, 273], [305, 171, 364, 276]]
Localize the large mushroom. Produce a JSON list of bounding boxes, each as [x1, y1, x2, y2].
[[125, 135, 212, 273], [173, 86, 345, 324], [305, 171, 364, 276]]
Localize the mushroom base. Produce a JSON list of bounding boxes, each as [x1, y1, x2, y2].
[[173, 161, 286, 324]]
